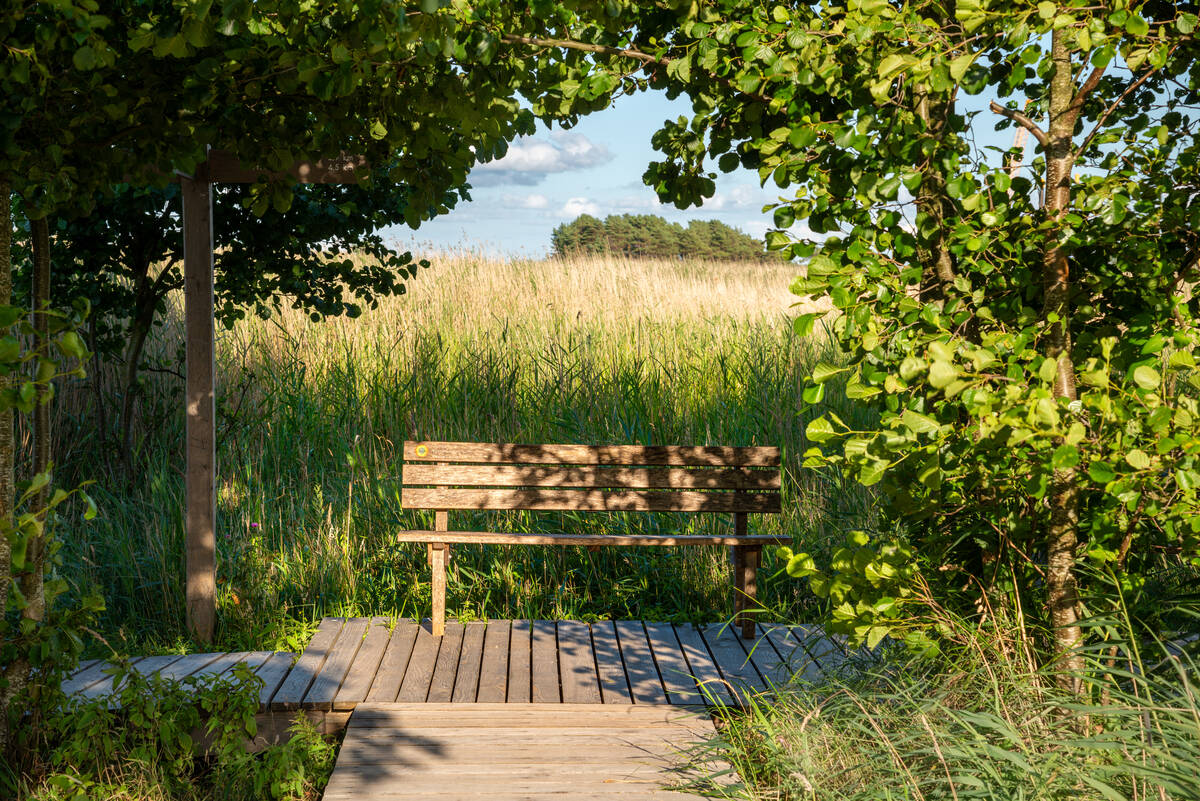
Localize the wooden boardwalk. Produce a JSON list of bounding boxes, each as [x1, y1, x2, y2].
[[322, 704, 727, 800], [63, 618, 842, 734]]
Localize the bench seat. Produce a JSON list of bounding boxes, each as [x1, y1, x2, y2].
[[395, 531, 788, 546]]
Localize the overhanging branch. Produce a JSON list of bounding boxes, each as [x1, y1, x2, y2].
[[988, 100, 1050, 149]]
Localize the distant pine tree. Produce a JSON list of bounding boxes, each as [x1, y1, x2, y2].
[[551, 213, 773, 260]]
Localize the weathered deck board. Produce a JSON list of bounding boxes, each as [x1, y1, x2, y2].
[[557, 620, 601, 704], [396, 621, 440, 702], [305, 617, 369, 711], [452, 621, 487, 703], [614, 621, 669, 705], [699, 624, 767, 699], [333, 618, 391, 711], [644, 623, 701, 705], [508, 620, 532, 703], [322, 703, 723, 801], [364, 620, 417, 704], [272, 617, 345, 711], [591, 620, 633, 704], [476, 620, 510, 703], [530, 620, 560, 703], [672, 624, 734, 707], [427, 621, 465, 703]]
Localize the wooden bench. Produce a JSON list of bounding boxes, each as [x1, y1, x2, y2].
[[398, 441, 786, 639]]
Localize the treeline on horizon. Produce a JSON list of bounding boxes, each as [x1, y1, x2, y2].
[[550, 213, 777, 261]]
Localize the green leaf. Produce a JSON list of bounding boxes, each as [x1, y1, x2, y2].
[[929, 360, 957, 389], [1125, 449, 1151, 470], [1132, 364, 1160, 390], [73, 46, 98, 71], [1125, 14, 1149, 36], [793, 312, 822, 338], [812, 362, 849, 384], [1037, 2, 1056, 21], [948, 52, 975, 82], [1052, 444, 1080, 469], [803, 383, 826, 404], [1087, 461, 1116, 484], [806, 416, 836, 443], [901, 410, 940, 436], [369, 120, 388, 140]]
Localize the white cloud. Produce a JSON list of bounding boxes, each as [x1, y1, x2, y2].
[[560, 197, 601, 217], [473, 133, 614, 186], [500, 192, 550, 210]]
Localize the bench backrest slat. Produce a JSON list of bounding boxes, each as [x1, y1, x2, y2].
[[403, 441, 780, 468], [401, 441, 782, 515], [403, 464, 780, 491], [402, 487, 781, 514]]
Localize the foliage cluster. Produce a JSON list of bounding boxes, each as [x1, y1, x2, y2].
[[549, 213, 770, 261], [25, 664, 336, 801], [485, 0, 1200, 671]]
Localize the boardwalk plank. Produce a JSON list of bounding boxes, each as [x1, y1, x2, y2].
[[700, 624, 766, 698], [365, 620, 418, 704], [185, 651, 250, 680], [255, 651, 296, 708], [589, 620, 632, 704], [61, 658, 134, 697], [672, 624, 734, 706], [452, 621, 487, 703], [333, 617, 392, 711], [81, 656, 175, 700], [427, 622, 465, 703], [762, 624, 844, 684], [737, 627, 792, 688], [272, 617, 345, 711], [155, 652, 227, 682], [476, 620, 510, 703], [349, 704, 710, 727], [530, 620, 560, 703], [507, 620, 531, 703], [396, 622, 441, 702], [304, 618, 369, 711], [643, 623, 701, 705], [613, 621, 667, 705], [556, 621, 601, 704]]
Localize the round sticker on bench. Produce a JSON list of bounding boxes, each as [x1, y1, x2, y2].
[[415, 445, 428, 457]]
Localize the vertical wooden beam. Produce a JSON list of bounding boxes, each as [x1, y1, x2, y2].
[[431, 509, 449, 637], [181, 163, 216, 644], [732, 512, 760, 639]]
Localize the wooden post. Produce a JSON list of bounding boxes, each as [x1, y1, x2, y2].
[[431, 509, 449, 636], [732, 512, 759, 639], [181, 162, 216, 644]]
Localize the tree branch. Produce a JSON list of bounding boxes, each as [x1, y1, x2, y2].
[[500, 34, 665, 66], [988, 100, 1050, 149], [1070, 51, 1175, 170]]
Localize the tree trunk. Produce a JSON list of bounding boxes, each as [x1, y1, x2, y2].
[[1043, 27, 1084, 691], [20, 217, 51, 621], [914, 87, 957, 299], [0, 178, 16, 755]]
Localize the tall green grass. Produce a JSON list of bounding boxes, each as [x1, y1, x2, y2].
[[693, 613, 1200, 801], [48, 252, 872, 653]]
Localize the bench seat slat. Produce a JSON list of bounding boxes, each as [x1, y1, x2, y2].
[[404, 441, 780, 468], [402, 487, 781, 514], [404, 463, 780, 491], [395, 531, 787, 546]]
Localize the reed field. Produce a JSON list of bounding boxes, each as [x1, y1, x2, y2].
[[49, 250, 868, 654]]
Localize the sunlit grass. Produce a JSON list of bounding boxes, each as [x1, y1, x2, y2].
[[51, 250, 863, 653]]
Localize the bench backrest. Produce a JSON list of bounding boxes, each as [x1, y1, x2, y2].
[[402, 441, 782, 514]]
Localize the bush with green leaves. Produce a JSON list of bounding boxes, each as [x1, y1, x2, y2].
[[488, 0, 1200, 672]]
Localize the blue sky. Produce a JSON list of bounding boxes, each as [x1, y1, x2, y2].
[[384, 88, 1028, 258], [385, 90, 790, 257]]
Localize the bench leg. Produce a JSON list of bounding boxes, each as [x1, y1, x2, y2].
[[737, 545, 761, 639], [430, 543, 448, 637]]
